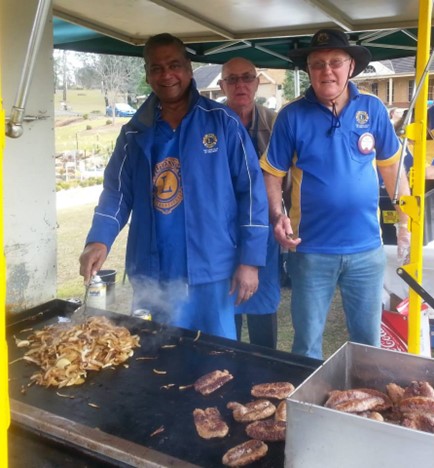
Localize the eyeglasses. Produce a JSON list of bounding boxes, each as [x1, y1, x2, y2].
[[220, 74, 257, 85], [307, 57, 352, 71]]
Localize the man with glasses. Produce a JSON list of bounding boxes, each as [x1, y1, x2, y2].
[[219, 57, 280, 349], [260, 29, 411, 359], [79, 33, 269, 340]]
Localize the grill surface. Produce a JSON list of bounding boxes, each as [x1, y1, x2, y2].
[[7, 300, 320, 467]]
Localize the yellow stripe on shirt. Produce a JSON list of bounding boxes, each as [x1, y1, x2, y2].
[[376, 144, 402, 167], [259, 155, 288, 177]]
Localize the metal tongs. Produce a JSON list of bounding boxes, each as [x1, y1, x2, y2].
[[73, 278, 92, 322], [396, 267, 434, 309]]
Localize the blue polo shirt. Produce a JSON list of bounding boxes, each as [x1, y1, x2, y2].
[[261, 82, 400, 254]]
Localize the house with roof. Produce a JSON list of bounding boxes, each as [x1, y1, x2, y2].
[[354, 56, 434, 109], [193, 64, 286, 110], [193, 64, 223, 101]]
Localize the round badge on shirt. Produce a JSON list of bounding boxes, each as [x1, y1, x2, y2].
[[358, 132, 375, 154]]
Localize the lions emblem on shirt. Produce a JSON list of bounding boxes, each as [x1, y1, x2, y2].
[[153, 157, 183, 214], [203, 133, 217, 148], [202, 133, 218, 153], [356, 111, 369, 126]]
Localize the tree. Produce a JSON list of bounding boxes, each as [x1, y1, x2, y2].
[[137, 75, 152, 97], [62, 51, 68, 101], [75, 66, 100, 89], [53, 50, 75, 100], [53, 52, 61, 92], [282, 69, 310, 101], [80, 53, 145, 119]]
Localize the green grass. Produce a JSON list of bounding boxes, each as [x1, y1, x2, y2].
[[54, 89, 106, 115], [57, 201, 129, 299], [55, 117, 126, 155], [54, 89, 132, 156]]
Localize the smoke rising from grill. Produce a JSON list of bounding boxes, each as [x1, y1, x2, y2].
[[131, 276, 189, 326]]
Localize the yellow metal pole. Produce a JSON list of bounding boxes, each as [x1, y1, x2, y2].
[[0, 46, 10, 465], [400, 0, 432, 354]]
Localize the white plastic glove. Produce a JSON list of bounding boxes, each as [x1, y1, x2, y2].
[[395, 223, 411, 265]]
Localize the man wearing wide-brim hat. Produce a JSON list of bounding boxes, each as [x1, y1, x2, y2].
[[260, 28, 411, 359]]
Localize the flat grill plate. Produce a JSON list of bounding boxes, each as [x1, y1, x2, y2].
[[8, 300, 320, 467]]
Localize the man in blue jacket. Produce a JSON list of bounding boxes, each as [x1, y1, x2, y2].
[[79, 33, 269, 339]]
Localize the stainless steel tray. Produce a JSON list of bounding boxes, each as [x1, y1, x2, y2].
[[285, 342, 434, 468]]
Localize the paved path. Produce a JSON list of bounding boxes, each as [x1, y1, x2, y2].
[[56, 185, 102, 209]]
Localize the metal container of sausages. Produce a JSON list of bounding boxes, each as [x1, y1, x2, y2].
[[285, 342, 434, 468]]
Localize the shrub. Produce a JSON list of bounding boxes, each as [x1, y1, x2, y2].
[[86, 124, 92, 131], [56, 180, 79, 191], [56, 181, 69, 191], [106, 119, 112, 125], [56, 176, 103, 192], [82, 113, 89, 120]]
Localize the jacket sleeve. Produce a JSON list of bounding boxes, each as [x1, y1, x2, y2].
[[228, 121, 269, 267], [85, 126, 133, 250]]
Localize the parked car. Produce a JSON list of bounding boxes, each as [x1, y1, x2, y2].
[[215, 96, 227, 104], [106, 103, 136, 117]]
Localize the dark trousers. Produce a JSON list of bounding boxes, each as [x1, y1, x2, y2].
[[235, 313, 278, 349]]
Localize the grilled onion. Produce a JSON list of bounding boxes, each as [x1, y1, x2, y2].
[[17, 316, 140, 388]]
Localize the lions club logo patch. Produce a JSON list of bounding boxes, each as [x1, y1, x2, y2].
[[153, 157, 183, 214], [356, 111, 369, 126], [203, 133, 217, 148], [316, 32, 329, 45], [202, 133, 218, 153]]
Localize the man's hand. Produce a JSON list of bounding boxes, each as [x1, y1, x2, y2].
[[272, 213, 302, 250], [262, 172, 301, 249], [79, 242, 108, 284], [396, 223, 411, 265], [378, 160, 411, 265], [230, 264, 259, 306]]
